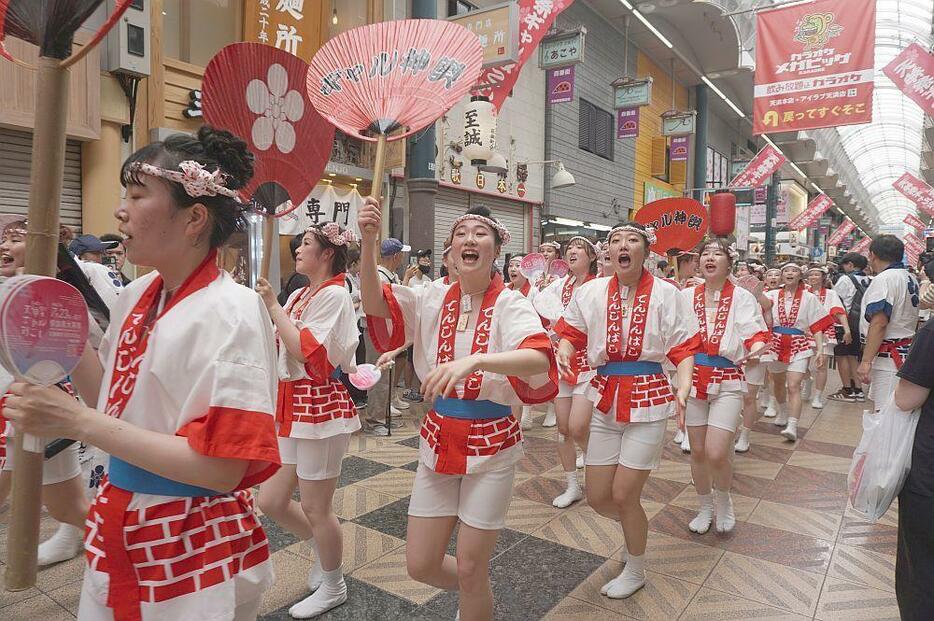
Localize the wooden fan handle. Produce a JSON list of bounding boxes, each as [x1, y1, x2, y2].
[[260, 216, 275, 280], [369, 134, 389, 240]]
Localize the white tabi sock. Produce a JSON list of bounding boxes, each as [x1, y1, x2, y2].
[[552, 471, 584, 508], [289, 566, 348, 619], [307, 539, 323, 592], [605, 553, 647, 599], [714, 489, 736, 533], [37, 523, 84, 566], [689, 493, 714, 534]]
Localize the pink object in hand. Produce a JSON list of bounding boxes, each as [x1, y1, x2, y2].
[[519, 253, 547, 282], [349, 363, 382, 390], [548, 259, 570, 278]]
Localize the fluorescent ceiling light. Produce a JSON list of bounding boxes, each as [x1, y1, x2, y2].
[[553, 217, 586, 227], [620, 0, 634, 9], [588, 223, 613, 231], [633, 9, 673, 48]]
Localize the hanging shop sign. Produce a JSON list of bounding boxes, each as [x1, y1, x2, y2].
[[753, 0, 876, 134], [661, 110, 696, 136], [852, 236, 871, 255], [547, 66, 575, 104], [905, 232, 926, 257], [883, 42, 934, 118], [826, 219, 856, 246], [540, 28, 586, 70], [670, 136, 690, 162], [463, 96, 497, 165], [243, 0, 319, 63], [474, 0, 573, 110], [616, 107, 640, 138], [904, 213, 926, 232], [449, 1, 520, 68], [613, 77, 653, 109], [893, 172, 934, 219], [787, 193, 834, 231], [279, 184, 365, 237], [729, 144, 786, 189]]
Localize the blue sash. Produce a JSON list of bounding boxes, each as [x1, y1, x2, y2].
[[597, 361, 664, 376], [433, 397, 511, 420], [695, 353, 736, 368], [773, 326, 804, 336], [109, 457, 220, 497]]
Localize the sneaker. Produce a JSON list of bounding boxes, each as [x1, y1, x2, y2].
[[391, 397, 410, 411], [402, 389, 423, 402], [853, 390, 866, 402], [827, 389, 854, 402], [810, 395, 825, 409], [366, 422, 389, 436], [390, 405, 403, 416]]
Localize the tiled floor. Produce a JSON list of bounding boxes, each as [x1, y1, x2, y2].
[[0, 382, 902, 620]]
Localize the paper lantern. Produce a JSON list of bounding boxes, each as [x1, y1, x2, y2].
[[463, 95, 497, 166], [709, 190, 736, 237]]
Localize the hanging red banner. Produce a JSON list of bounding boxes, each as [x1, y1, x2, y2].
[[753, 0, 875, 135], [904, 232, 926, 256], [474, 0, 573, 111], [852, 236, 871, 255], [728, 144, 786, 189], [893, 172, 934, 219], [883, 43, 934, 118], [787, 193, 834, 231], [903, 213, 926, 232], [827, 219, 856, 246]]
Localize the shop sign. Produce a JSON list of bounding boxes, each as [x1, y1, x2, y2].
[[753, 0, 876, 134], [540, 28, 585, 70], [449, 1, 520, 68], [827, 219, 856, 246], [547, 66, 575, 104], [670, 136, 690, 162], [852, 236, 871, 254], [613, 77, 653, 109], [661, 110, 696, 137], [893, 172, 934, 218], [643, 179, 680, 206], [244, 0, 318, 63], [616, 107, 640, 138], [904, 213, 926, 232], [787, 193, 834, 231], [883, 42, 934, 118], [729, 144, 786, 189], [279, 183, 365, 237]]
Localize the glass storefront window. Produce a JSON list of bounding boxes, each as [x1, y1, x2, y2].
[[163, 0, 240, 67], [329, 0, 369, 39]]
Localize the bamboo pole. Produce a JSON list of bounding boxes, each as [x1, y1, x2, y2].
[[5, 57, 71, 591], [369, 133, 389, 240], [260, 215, 275, 280]]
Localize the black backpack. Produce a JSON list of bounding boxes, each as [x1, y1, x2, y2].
[[845, 273, 869, 332]]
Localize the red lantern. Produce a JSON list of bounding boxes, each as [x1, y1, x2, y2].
[[709, 190, 736, 237]]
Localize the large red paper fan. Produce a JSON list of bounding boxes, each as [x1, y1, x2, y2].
[[202, 43, 335, 214], [306, 19, 483, 142], [635, 197, 709, 255]]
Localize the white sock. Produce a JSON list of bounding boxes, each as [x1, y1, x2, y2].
[[307, 539, 323, 592], [714, 490, 736, 533], [553, 471, 584, 508], [566, 471, 579, 489], [606, 553, 647, 599], [289, 566, 348, 619], [37, 523, 84, 566], [689, 493, 714, 534]]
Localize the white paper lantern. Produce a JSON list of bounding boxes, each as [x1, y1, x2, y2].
[[462, 95, 496, 166]]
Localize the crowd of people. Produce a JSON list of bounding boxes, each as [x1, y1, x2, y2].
[[0, 125, 932, 620]]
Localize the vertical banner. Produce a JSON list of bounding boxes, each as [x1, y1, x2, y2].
[[475, 0, 574, 110], [670, 136, 690, 162], [243, 0, 319, 63], [852, 236, 871, 255], [735, 204, 751, 251], [754, 0, 875, 134], [893, 172, 934, 218], [616, 107, 640, 138], [729, 144, 787, 188], [787, 193, 834, 231], [904, 213, 927, 232], [827, 219, 856, 246], [883, 43, 934, 118], [546, 66, 575, 104]]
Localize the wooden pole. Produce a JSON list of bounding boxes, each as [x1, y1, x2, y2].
[[5, 57, 70, 591], [260, 215, 275, 280], [369, 133, 389, 240]]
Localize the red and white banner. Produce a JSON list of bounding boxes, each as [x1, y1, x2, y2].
[[475, 0, 573, 111], [893, 172, 934, 218], [903, 213, 926, 232], [851, 236, 871, 255], [883, 42, 934, 118], [787, 193, 834, 231], [827, 219, 856, 246], [729, 144, 787, 189], [904, 232, 926, 256], [753, 0, 875, 135]]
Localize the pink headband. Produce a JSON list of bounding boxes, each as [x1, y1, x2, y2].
[[309, 222, 358, 247], [449, 214, 512, 245], [700, 241, 739, 262], [129, 160, 241, 202], [607, 225, 657, 246], [565, 236, 597, 253], [539, 241, 561, 250]]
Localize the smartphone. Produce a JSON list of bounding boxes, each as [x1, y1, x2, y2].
[[409, 257, 418, 266]]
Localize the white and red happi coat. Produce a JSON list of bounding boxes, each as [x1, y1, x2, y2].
[[680, 282, 771, 399], [766, 285, 834, 363], [507, 279, 534, 299], [814, 287, 846, 345], [0, 366, 12, 470], [537, 274, 597, 385], [82, 252, 281, 621], [368, 275, 558, 475], [277, 274, 361, 439], [556, 270, 702, 423]]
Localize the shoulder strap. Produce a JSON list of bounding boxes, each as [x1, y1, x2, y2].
[[847, 273, 866, 294]]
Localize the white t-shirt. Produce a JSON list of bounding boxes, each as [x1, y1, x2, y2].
[[833, 271, 871, 313], [408, 272, 432, 289], [78, 258, 123, 312], [860, 265, 920, 341]]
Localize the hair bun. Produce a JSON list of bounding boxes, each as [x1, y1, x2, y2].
[[466, 204, 494, 220], [197, 125, 255, 190]]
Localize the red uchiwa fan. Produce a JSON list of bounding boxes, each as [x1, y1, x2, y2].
[[306, 19, 482, 230], [202, 43, 335, 277]]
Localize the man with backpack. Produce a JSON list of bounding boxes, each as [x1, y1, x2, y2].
[[829, 252, 871, 402]]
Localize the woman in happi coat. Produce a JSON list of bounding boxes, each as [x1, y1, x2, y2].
[[3, 126, 281, 620], [507, 254, 538, 431], [805, 265, 850, 410], [680, 240, 770, 534], [555, 221, 700, 600], [536, 236, 600, 509], [358, 201, 557, 621], [255, 221, 360, 619]]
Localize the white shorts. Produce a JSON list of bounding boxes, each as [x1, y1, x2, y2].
[[685, 392, 744, 432], [407, 463, 515, 531], [278, 434, 351, 481], [586, 415, 667, 471], [768, 358, 810, 374], [2, 442, 81, 486], [558, 379, 591, 398], [744, 362, 766, 386]]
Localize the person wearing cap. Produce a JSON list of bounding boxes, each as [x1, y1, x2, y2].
[[68, 234, 123, 312], [375, 238, 413, 426], [830, 253, 871, 402], [764, 262, 834, 442], [99, 233, 133, 285], [405, 249, 433, 289], [805, 265, 850, 409]]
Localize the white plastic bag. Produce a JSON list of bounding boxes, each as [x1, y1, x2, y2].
[[848, 399, 920, 522]]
